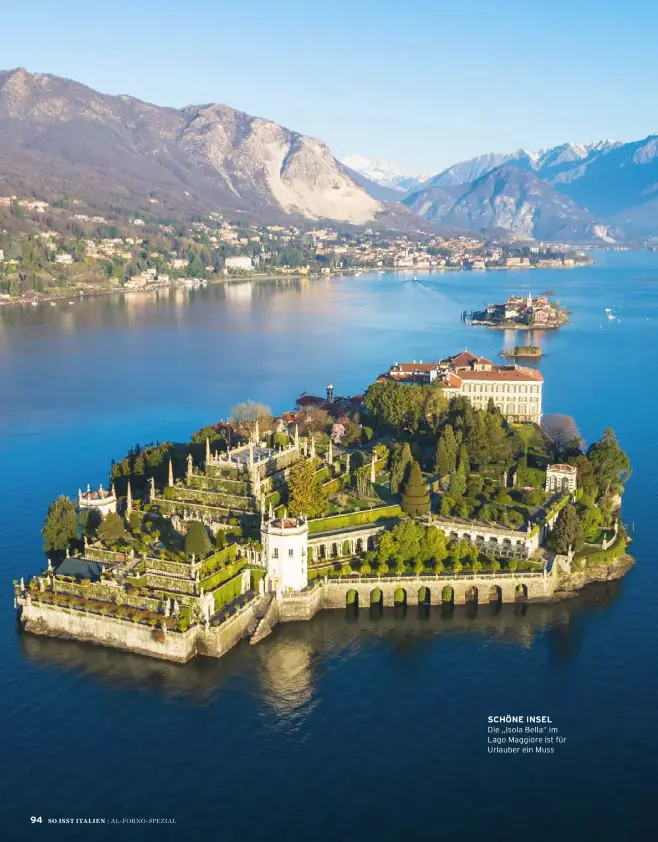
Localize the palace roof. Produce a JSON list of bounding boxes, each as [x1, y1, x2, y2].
[[445, 351, 493, 368], [458, 367, 543, 382]]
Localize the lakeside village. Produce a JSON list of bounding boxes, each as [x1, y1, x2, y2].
[[15, 351, 632, 663], [0, 194, 591, 305]]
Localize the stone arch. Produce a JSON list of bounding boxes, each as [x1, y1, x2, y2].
[[367, 535, 376, 551], [515, 583, 528, 601], [462, 533, 472, 542], [441, 585, 454, 605], [356, 537, 364, 553], [394, 586, 407, 606], [489, 584, 502, 603], [346, 588, 359, 608], [370, 587, 383, 607], [465, 585, 478, 604], [450, 531, 459, 541], [418, 586, 431, 605]]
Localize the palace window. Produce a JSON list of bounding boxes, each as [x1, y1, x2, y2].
[[273, 548, 278, 558], [289, 548, 294, 557]]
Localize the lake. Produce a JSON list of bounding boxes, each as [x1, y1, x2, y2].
[[2, 252, 657, 841]]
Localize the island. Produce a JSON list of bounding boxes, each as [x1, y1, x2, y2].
[[466, 293, 568, 330], [500, 345, 543, 359], [14, 351, 632, 663]]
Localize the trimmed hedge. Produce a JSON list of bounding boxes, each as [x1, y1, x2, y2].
[[576, 531, 627, 566], [322, 477, 344, 495], [308, 504, 403, 535], [200, 544, 238, 576], [212, 573, 244, 610], [251, 569, 266, 591], [200, 559, 246, 592]]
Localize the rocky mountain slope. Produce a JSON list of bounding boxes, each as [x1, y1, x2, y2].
[[404, 166, 617, 242], [0, 68, 384, 224], [405, 138, 658, 240]]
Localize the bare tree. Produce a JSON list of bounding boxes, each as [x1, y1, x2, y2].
[[230, 401, 272, 441], [541, 414, 583, 460]]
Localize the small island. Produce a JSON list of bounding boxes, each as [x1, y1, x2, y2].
[[466, 293, 568, 330], [500, 345, 543, 359], [14, 352, 632, 664]]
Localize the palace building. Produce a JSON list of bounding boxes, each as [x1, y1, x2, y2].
[[380, 350, 543, 423], [78, 483, 117, 517]]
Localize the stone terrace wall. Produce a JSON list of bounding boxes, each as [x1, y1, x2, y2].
[[196, 600, 260, 658], [19, 601, 197, 662]]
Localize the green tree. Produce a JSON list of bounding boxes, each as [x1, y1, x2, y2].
[[568, 454, 598, 499], [434, 439, 450, 476], [79, 507, 102, 538], [401, 461, 430, 515], [420, 525, 448, 565], [390, 442, 413, 494], [373, 443, 390, 464], [464, 412, 489, 467], [484, 412, 509, 463], [448, 471, 466, 496], [184, 521, 212, 557], [42, 496, 78, 552], [457, 442, 469, 477], [97, 512, 127, 544], [552, 506, 584, 554], [287, 458, 327, 517], [364, 381, 424, 430], [587, 428, 631, 497], [443, 424, 458, 472], [579, 503, 602, 542], [424, 384, 448, 429]]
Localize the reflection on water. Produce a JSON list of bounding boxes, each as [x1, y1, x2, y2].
[[18, 577, 624, 702]]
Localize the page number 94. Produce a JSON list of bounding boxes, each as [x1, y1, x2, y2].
[[30, 817, 42, 824]]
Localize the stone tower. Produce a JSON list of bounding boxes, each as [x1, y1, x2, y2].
[[260, 513, 309, 596]]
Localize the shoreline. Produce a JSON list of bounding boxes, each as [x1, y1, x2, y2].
[[472, 321, 567, 331], [0, 259, 594, 310], [16, 557, 635, 663]]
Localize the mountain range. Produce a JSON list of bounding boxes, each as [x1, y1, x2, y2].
[[3, 66, 658, 242], [0, 67, 397, 226], [349, 138, 658, 241]]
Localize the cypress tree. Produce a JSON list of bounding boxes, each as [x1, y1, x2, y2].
[[434, 439, 451, 476], [552, 506, 584, 554], [401, 461, 430, 515], [185, 520, 212, 557], [390, 442, 413, 494], [458, 442, 469, 477], [443, 424, 458, 472]]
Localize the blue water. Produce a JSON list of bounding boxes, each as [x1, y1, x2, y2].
[[2, 253, 657, 840]]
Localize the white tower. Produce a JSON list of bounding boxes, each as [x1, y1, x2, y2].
[[261, 514, 309, 596]]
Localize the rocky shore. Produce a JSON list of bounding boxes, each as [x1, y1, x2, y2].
[[550, 555, 635, 601]]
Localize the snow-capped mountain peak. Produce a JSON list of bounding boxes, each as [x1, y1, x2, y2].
[[343, 154, 435, 192]]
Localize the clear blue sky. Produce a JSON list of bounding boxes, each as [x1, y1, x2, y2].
[[4, 0, 658, 173]]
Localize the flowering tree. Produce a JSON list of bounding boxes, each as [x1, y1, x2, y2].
[[331, 422, 345, 443]]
